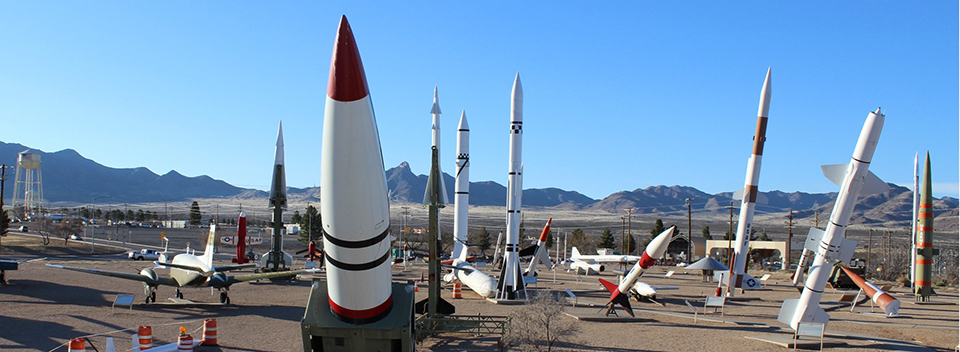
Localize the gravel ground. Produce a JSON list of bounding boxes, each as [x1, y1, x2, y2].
[[1, 232, 957, 351]]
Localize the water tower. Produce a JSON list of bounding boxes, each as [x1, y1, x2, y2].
[[12, 150, 44, 220]]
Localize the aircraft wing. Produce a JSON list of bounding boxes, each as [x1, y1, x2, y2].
[[652, 286, 679, 290], [225, 269, 306, 285], [440, 263, 476, 273], [46, 264, 178, 286], [213, 263, 258, 272], [156, 261, 209, 273]]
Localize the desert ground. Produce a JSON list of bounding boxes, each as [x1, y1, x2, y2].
[[0, 231, 958, 352]]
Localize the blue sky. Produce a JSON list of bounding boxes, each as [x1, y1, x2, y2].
[[1, 2, 957, 200]]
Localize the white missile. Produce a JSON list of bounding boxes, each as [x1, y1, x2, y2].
[[496, 72, 526, 300], [599, 226, 675, 317], [424, 87, 449, 205], [522, 218, 554, 277], [778, 108, 890, 330], [269, 122, 287, 209], [729, 68, 772, 296], [452, 111, 470, 261], [320, 16, 393, 324], [449, 259, 497, 298]]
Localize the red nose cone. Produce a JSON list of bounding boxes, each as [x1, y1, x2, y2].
[[327, 15, 369, 102]]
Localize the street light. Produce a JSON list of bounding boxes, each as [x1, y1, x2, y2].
[[91, 195, 110, 254]]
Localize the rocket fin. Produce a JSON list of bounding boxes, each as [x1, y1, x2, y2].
[[836, 238, 857, 263], [777, 298, 799, 326], [821, 164, 847, 187], [740, 273, 761, 289], [803, 228, 825, 252], [860, 171, 890, 195], [732, 189, 768, 205], [519, 245, 537, 257], [598, 278, 619, 294]]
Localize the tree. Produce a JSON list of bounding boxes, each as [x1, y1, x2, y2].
[[135, 209, 145, 222], [597, 228, 616, 249], [545, 230, 554, 249], [291, 211, 302, 224], [189, 201, 202, 226], [298, 205, 322, 244], [702, 226, 712, 240], [503, 293, 580, 352], [126, 210, 135, 221], [626, 234, 637, 254], [50, 218, 84, 245], [472, 226, 492, 257], [650, 219, 666, 240], [758, 230, 771, 241], [568, 228, 592, 253]]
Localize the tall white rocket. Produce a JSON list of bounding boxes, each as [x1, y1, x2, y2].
[[424, 87, 449, 205], [452, 111, 470, 261], [728, 68, 772, 296], [778, 108, 889, 330], [497, 72, 526, 300]]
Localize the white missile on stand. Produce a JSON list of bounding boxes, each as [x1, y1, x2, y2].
[[598, 226, 676, 317], [496, 73, 526, 300], [778, 108, 890, 330], [728, 68, 772, 296], [424, 87, 449, 205], [452, 111, 470, 261], [320, 16, 394, 324]]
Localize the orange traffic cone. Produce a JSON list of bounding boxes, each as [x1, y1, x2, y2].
[[137, 326, 153, 350], [201, 318, 218, 346], [67, 338, 86, 352], [453, 282, 462, 299]]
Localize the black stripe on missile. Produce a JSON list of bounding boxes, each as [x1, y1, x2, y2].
[[852, 157, 870, 164], [804, 285, 824, 294], [459, 129, 469, 132], [507, 210, 520, 213], [326, 250, 391, 271], [511, 121, 523, 124], [323, 228, 390, 249], [456, 192, 469, 194], [830, 221, 845, 229]]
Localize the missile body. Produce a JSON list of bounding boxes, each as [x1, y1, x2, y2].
[[452, 111, 470, 261], [231, 212, 249, 264], [496, 73, 526, 300], [423, 87, 449, 205], [320, 17, 393, 324], [269, 123, 287, 210], [264, 122, 292, 271], [840, 266, 900, 316], [915, 152, 934, 301], [523, 218, 554, 277], [451, 259, 497, 297], [599, 226, 675, 316], [729, 68, 772, 296], [779, 109, 888, 330]]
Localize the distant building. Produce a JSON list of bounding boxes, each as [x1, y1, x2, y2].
[[162, 220, 187, 229]]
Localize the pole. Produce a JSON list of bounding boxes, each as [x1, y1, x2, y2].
[[726, 201, 734, 263], [911, 152, 918, 289], [867, 229, 873, 274], [686, 198, 692, 263], [786, 209, 795, 269]]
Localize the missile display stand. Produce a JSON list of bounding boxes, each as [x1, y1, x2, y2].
[[301, 281, 415, 352]]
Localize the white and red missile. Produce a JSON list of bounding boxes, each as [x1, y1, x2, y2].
[[839, 266, 900, 316], [728, 68, 772, 296], [320, 16, 393, 325], [423, 87, 449, 205], [599, 226, 675, 317], [522, 218, 554, 277], [779, 108, 890, 330], [452, 111, 470, 261], [231, 212, 249, 264], [496, 73, 526, 300]]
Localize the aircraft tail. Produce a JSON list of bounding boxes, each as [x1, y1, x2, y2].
[[571, 247, 581, 258], [201, 224, 217, 267]]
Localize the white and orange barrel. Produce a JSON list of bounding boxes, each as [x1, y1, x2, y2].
[[67, 338, 86, 352], [413, 280, 419, 292], [453, 282, 463, 299], [178, 334, 194, 351], [137, 325, 153, 350], [840, 266, 900, 316], [201, 318, 218, 346]]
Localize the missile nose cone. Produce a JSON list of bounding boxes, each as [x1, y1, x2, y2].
[[327, 15, 369, 102], [431, 86, 442, 115], [276, 121, 284, 148], [458, 110, 468, 130], [512, 72, 523, 96], [646, 226, 676, 258], [239, 211, 246, 218]]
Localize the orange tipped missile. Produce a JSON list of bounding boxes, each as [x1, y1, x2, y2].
[[839, 266, 900, 316]]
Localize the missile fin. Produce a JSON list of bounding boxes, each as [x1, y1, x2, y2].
[[820, 164, 847, 187], [803, 228, 825, 252], [732, 190, 768, 205], [860, 171, 891, 195], [777, 298, 799, 326]]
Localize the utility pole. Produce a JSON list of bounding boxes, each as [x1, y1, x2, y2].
[[620, 215, 626, 255], [867, 228, 873, 275], [785, 209, 796, 269], [725, 201, 735, 263], [623, 208, 634, 256], [814, 210, 820, 229], [685, 198, 693, 263]]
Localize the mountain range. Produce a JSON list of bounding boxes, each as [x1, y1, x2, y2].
[[2, 141, 956, 230]]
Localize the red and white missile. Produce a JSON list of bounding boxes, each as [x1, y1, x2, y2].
[[231, 212, 249, 264], [839, 266, 900, 316], [779, 108, 890, 330], [452, 111, 470, 261], [320, 16, 393, 325], [522, 218, 554, 277], [729, 68, 771, 296], [496, 73, 526, 300], [599, 226, 675, 317]]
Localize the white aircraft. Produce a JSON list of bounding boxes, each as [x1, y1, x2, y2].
[[569, 247, 642, 275], [48, 225, 303, 304]]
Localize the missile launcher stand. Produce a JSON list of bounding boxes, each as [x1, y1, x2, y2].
[[264, 164, 290, 272], [301, 281, 415, 352]]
